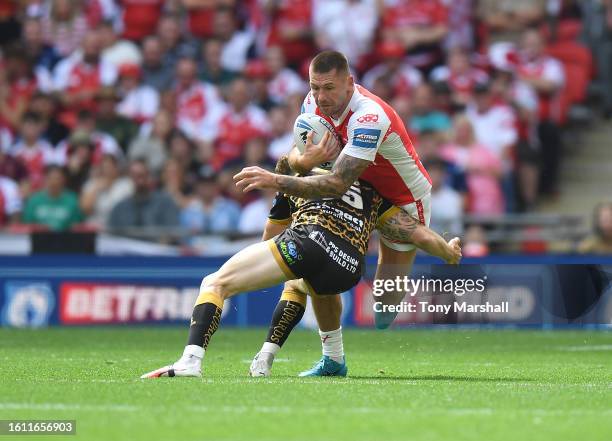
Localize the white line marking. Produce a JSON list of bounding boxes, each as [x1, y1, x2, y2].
[[558, 345, 612, 352]]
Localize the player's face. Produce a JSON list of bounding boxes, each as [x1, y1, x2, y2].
[[309, 68, 354, 119]]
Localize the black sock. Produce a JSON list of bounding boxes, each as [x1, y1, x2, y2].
[[265, 300, 305, 348], [187, 302, 223, 349]]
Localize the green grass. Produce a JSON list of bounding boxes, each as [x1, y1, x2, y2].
[[1, 328, 611, 441]]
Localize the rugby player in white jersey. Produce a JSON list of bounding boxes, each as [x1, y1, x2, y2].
[[235, 50, 435, 376]]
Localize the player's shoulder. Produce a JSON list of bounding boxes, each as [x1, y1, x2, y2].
[[348, 90, 391, 130]]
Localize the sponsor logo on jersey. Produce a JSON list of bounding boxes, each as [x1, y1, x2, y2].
[[352, 128, 381, 148], [357, 113, 379, 123], [279, 240, 302, 265]]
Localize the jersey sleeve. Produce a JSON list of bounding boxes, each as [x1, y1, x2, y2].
[[342, 110, 391, 162], [268, 192, 293, 225]]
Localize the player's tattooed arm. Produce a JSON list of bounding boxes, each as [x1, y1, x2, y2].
[[379, 210, 462, 265], [275, 153, 371, 199]]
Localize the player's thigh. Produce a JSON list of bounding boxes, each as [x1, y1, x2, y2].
[[379, 195, 431, 253], [205, 240, 288, 296]]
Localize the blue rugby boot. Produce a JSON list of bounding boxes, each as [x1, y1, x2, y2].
[[298, 356, 348, 377]]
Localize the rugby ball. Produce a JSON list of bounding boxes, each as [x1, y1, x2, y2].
[[293, 113, 338, 170]]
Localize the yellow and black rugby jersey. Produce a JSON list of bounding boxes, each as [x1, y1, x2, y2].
[[268, 179, 398, 255]]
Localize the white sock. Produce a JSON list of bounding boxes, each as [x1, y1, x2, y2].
[[260, 342, 280, 356], [180, 345, 204, 366], [319, 327, 344, 363]]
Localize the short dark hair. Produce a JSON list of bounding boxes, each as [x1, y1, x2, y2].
[[310, 51, 349, 75]]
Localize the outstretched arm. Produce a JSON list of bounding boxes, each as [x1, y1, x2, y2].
[[378, 210, 462, 265], [234, 152, 370, 199]]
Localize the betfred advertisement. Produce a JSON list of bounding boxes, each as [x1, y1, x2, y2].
[[0, 256, 611, 328], [59, 283, 210, 325]]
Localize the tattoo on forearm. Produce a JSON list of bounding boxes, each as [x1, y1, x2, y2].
[[276, 154, 370, 199], [380, 211, 419, 243]]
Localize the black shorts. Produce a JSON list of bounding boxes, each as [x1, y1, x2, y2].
[[271, 224, 364, 295]]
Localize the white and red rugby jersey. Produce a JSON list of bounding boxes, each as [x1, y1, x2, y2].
[[301, 85, 431, 206]]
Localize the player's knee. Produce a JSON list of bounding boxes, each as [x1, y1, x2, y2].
[[200, 273, 232, 300]]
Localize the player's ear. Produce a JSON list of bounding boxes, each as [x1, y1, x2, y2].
[[348, 75, 354, 88]]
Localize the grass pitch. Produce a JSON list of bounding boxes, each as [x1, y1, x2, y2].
[[1, 327, 611, 441]]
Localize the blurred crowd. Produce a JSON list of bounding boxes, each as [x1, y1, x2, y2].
[[0, 0, 611, 254]]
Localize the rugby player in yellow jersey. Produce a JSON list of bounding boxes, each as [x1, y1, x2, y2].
[[141, 160, 460, 379]]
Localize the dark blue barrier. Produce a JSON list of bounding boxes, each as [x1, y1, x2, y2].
[[0, 255, 611, 329]]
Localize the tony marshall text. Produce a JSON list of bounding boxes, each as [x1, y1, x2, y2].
[[374, 301, 509, 314]]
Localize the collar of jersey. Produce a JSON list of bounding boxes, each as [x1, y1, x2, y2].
[[329, 86, 359, 126]]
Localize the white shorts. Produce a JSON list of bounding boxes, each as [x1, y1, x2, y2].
[[379, 193, 432, 252]]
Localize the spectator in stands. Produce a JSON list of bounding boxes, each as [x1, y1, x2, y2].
[[477, 0, 546, 44], [167, 130, 201, 188], [212, 7, 254, 73], [141, 36, 173, 92], [409, 83, 452, 136], [174, 57, 226, 144], [108, 159, 179, 230], [94, 86, 139, 152], [0, 144, 28, 186], [9, 112, 56, 195], [62, 131, 97, 194], [465, 81, 518, 210], [128, 110, 172, 176], [440, 115, 504, 215], [0, 44, 52, 132], [213, 77, 270, 169], [362, 42, 423, 98], [262, 0, 315, 68], [463, 224, 489, 256], [41, 0, 89, 57], [27, 92, 69, 146], [161, 158, 191, 210], [121, 0, 164, 42], [430, 46, 489, 108], [380, 0, 449, 73], [238, 188, 277, 234], [98, 20, 142, 69], [223, 136, 276, 172], [516, 28, 565, 195], [578, 202, 612, 254], [116, 64, 160, 124], [56, 110, 122, 167], [426, 157, 464, 236], [267, 105, 294, 160], [183, 0, 236, 40], [442, 0, 475, 50], [489, 63, 540, 211], [180, 169, 240, 234], [264, 46, 307, 105], [21, 17, 61, 72], [312, 0, 378, 68], [0, 175, 22, 227], [245, 60, 275, 111], [22, 165, 83, 231], [0, 0, 20, 46], [80, 153, 133, 227], [199, 38, 239, 87], [53, 30, 118, 126], [581, 0, 612, 117], [157, 14, 197, 70]]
